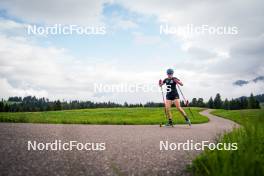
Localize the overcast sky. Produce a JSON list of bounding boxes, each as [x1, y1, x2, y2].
[[0, 0, 263, 103]]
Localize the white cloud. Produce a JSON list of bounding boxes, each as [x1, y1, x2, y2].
[[116, 19, 138, 30], [0, 33, 162, 103], [133, 32, 161, 45], [0, 0, 263, 103], [0, 31, 262, 103], [117, 0, 264, 76], [0, 19, 26, 30], [0, 0, 107, 25], [0, 34, 94, 100], [0, 78, 48, 99]]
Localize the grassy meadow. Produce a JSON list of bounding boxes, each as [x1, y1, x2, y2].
[[0, 107, 208, 125]]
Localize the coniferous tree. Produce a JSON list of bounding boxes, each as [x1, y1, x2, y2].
[[248, 93, 257, 109], [197, 98, 205, 107], [0, 101, 4, 112], [223, 98, 229, 110], [213, 93, 223, 109], [255, 100, 260, 109], [208, 97, 214, 108], [255, 94, 264, 102], [124, 102, 128, 107], [54, 100, 62, 111], [191, 98, 197, 107], [180, 100, 185, 107], [239, 97, 248, 109]]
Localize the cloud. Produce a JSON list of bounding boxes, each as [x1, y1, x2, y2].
[[233, 80, 249, 86], [0, 78, 48, 99], [0, 0, 263, 103], [233, 76, 264, 86], [117, 0, 264, 77], [253, 76, 264, 83], [103, 14, 138, 32], [0, 34, 95, 100], [0, 18, 25, 30], [0, 0, 107, 25], [116, 19, 138, 29], [2, 0, 263, 76], [0, 32, 163, 103], [0, 31, 262, 103], [133, 32, 161, 45]]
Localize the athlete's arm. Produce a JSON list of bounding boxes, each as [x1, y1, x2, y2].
[[159, 79, 164, 87], [173, 77, 183, 86]]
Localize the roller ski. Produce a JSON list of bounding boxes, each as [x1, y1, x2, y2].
[[160, 119, 174, 127], [185, 117, 191, 126]]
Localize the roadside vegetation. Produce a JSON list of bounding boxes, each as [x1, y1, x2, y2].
[[0, 107, 208, 125], [191, 109, 264, 176]]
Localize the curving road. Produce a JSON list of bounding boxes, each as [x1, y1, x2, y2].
[[0, 109, 239, 176]]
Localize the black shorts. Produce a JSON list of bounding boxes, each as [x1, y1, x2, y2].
[[166, 92, 179, 100]]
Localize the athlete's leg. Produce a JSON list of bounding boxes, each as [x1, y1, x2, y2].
[[165, 100, 173, 125], [174, 99, 191, 126], [174, 99, 187, 117], [165, 100, 172, 119]]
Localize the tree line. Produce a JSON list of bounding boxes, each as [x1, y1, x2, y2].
[[146, 93, 261, 110], [188, 93, 261, 110], [0, 93, 262, 112], [0, 96, 123, 112]]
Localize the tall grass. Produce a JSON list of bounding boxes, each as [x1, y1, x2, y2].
[[191, 109, 264, 176]]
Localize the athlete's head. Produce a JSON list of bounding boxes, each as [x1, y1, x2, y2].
[[166, 68, 174, 78]]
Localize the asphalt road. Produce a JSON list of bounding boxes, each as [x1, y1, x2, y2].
[[0, 109, 238, 176]]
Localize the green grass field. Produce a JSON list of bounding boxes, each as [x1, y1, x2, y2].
[[191, 109, 264, 176], [0, 107, 208, 125]]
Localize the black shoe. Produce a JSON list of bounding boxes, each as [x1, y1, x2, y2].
[[185, 117, 191, 126], [168, 119, 173, 126]]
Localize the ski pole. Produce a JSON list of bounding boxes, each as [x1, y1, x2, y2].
[[159, 80, 168, 122], [160, 86, 168, 120], [176, 84, 194, 118]]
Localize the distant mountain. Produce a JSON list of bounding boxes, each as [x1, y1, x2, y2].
[[233, 76, 264, 87], [237, 94, 264, 102], [255, 94, 264, 102]]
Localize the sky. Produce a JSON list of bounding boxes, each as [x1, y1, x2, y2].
[[0, 0, 263, 103]]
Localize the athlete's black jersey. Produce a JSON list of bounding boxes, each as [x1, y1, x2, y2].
[[162, 77, 180, 100], [163, 77, 180, 93]]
